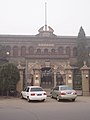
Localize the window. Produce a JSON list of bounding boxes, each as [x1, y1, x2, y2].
[[60, 86, 72, 90], [13, 46, 18, 57], [36, 49, 41, 54], [28, 46, 34, 54], [51, 49, 55, 54], [66, 47, 71, 56], [58, 47, 63, 54], [73, 47, 77, 57], [44, 49, 48, 54], [30, 87, 43, 92], [21, 46, 26, 56], [5, 46, 11, 56]]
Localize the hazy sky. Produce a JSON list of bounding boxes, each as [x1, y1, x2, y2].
[[0, 0, 90, 36]]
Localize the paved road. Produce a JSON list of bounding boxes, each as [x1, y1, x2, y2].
[[0, 96, 90, 120]]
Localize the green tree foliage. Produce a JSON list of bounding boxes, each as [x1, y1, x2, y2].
[[0, 45, 8, 65], [0, 63, 20, 96], [77, 27, 88, 68]]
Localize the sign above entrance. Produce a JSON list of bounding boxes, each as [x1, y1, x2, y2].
[[38, 44, 54, 47]]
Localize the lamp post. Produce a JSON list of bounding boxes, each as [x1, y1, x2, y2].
[[53, 65, 57, 87]]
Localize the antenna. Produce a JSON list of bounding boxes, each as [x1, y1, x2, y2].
[[45, 2, 47, 31]]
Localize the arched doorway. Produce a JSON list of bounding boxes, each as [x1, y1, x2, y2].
[[41, 67, 54, 88]]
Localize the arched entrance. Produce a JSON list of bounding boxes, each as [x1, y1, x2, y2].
[[41, 67, 54, 88]]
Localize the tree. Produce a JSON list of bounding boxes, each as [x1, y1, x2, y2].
[[77, 26, 88, 68], [0, 45, 8, 65], [0, 63, 20, 96]]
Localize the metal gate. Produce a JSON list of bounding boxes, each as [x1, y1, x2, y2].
[[73, 69, 82, 90], [41, 67, 54, 88]]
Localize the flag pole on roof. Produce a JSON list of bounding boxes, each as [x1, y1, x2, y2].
[[45, 2, 47, 31]]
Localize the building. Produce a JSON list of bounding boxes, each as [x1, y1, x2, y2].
[[0, 25, 90, 96]]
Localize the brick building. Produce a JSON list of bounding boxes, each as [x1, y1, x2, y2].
[[0, 25, 90, 95]]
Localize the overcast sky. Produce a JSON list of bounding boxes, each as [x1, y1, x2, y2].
[[0, 0, 90, 36]]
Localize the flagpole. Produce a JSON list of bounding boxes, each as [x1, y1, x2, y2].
[[45, 2, 47, 31]]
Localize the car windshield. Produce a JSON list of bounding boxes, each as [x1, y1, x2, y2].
[[31, 87, 43, 92], [60, 86, 72, 90]]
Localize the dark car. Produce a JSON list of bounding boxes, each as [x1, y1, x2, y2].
[[9, 87, 17, 96]]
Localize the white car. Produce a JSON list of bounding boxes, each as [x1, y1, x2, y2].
[[50, 85, 77, 102], [21, 86, 47, 102]]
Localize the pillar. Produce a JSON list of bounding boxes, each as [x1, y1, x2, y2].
[[33, 69, 41, 86], [65, 61, 73, 88], [16, 63, 25, 93], [53, 65, 57, 87], [81, 61, 90, 96], [54, 71, 56, 87]]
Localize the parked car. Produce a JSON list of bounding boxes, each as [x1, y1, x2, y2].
[[50, 85, 77, 102], [21, 86, 47, 102], [9, 87, 17, 96]]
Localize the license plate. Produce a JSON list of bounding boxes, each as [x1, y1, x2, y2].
[[37, 94, 42, 96], [67, 92, 72, 94]]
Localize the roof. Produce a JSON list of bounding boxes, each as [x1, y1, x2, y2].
[[27, 86, 41, 88]]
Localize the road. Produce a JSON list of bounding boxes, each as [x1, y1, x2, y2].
[[0, 96, 90, 120]]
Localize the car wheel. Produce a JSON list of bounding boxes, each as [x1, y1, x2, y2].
[[42, 99, 45, 102], [72, 99, 75, 102], [27, 96, 30, 102], [56, 95, 60, 102]]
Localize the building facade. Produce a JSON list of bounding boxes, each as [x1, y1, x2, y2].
[[0, 25, 90, 95]]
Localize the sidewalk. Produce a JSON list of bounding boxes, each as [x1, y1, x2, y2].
[[77, 96, 90, 100], [0, 96, 18, 100]]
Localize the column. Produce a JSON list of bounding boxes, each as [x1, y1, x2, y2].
[[81, 61, 90, 96], [53, 65, 57, 87], [33, 69, 41, 86], [65, 61, 73, 88], [16, 63, 25, 93], [54, 71, 56, 87]]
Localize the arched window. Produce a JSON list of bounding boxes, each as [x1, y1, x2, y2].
[[66, 47, 71, 56], [36, 49, 41, 54], [58, 47, 64, 54], [21, 46, 26, 56], [73, 47, 77, 57], [28, 46, 34, 54], [13, 46, 18, 57], [51, 49, 55, 54], [44, 49, 48, 54], [5, 46, 11, 56]]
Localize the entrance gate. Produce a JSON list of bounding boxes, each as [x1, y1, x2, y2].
[[56, 72, 64, 85], [41, 67, 64, 88], [73, 69, 82, 90], [41, 67, 54, 88]]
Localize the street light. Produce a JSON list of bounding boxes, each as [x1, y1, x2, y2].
[[6, 51, 10, 62], [0, 51, 10, 65], [6, 51, 10, 55]]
